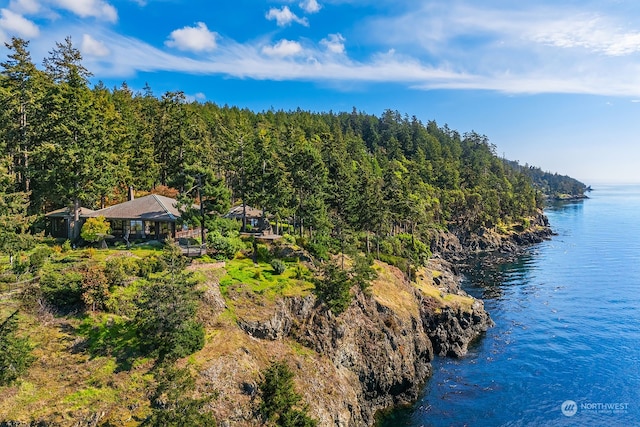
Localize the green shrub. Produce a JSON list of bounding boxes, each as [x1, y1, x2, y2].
[[11, 255, 29, 276], [61, 240, 72, 253], [257, 244, 271, 262], [29, 246, 53, 273], [207, 231, 245, 260], [81, 216, 111, 244], [207, 217, 241, 236], [0, 311, 35, 386], [105, 282, 141, 317], [313, 262, 352, 315], [350, 254, 377, 294], [293, 263, 307, 280], [378, 234, 431, 270], [135, 263, 204, 361], [171, 320, 205, 360], [144, 365, 217, 426], [80, 264, 110, 312], [304, 241, 328, 261], [270, 259, 286, 275], [282, 233, 297, 245], [136, 256, 166, 279], [104, 257, 137, 287], [40, 268, 83, 310]]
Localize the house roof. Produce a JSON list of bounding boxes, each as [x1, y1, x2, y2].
[[86, 195, 182, 222], [224, 204, 264, 220], [45, 206, 96, 218]]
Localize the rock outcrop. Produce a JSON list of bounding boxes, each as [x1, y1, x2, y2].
[[431, 211, 553, 260], [225, 258, 492, 426], [423, 301, 493, 357]]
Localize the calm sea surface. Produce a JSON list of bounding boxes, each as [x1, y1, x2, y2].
[[381, 184, 640, 426]]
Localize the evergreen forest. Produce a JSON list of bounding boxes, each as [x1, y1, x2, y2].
[[0, 36, 568, 262]]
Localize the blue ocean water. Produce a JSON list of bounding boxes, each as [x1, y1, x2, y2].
[[382, 185, 640, 426]]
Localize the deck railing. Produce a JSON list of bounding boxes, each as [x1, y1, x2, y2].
[[175, 227, 205, 240], [180, 244, 207, 257]]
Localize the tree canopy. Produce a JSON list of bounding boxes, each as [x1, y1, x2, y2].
[[0, 36, 559, 269]]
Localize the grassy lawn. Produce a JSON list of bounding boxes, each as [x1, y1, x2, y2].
[[219, 255, 314, 300]]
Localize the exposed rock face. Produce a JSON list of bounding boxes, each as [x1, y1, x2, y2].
[[231, 259, 492, 426], [423, 300, 493, 357], [291, 292, 434, 426], [431, 212, 553, 260]]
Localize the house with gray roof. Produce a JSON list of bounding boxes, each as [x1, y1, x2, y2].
[[86, 194, 182, 242], [45, 194, 189, 242]]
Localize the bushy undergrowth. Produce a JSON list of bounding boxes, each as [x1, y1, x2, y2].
[[207, 231, 246, 260], [0, 311, 35, 386]]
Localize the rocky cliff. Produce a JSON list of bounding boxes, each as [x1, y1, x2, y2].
[[200, 257, 492, 426], [200, 216, 551, 426]]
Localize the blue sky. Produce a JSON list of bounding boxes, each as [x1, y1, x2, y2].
[[2, 0, 640, 184]]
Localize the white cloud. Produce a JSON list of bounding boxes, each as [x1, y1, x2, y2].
[[530, 15, 640, 56], [321, 33, 345, 54], [165, 22, 217, 52], [8, 0, 41, 15], [184, 92, 206, 102], [74, 27, 473, 85], [368, 4, 640, 58], [52, 0, 118, 22], [81, 33, 110, 57], [266, 6, 308, 27], [262, 39, 304, 57], [300, 0, 321, 14], [0, 8, 39, 38]]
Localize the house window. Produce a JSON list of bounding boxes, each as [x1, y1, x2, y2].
[[112, 220, 124, 235], [161, 222, 171, 236], [131, 220, 143, 235]]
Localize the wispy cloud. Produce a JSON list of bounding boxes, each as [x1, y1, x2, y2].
[[165, 22, 217, 52], [320, 33, 345, 54], [68, 24, 469, 84], [185, 92, 206, 102], [14, 0, 640, 98], [266, 6, 309, 27], [8, 0, 41, 15], [356, 2, 640, 95], [81, 33, 109, 57], [529, 14, 640, 56]]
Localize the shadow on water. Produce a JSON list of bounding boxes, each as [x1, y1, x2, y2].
[[545, 198, 585, 214], [459, 251, 537, 301]]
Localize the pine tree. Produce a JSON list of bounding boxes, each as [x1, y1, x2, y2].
[[258, 361, 317, 427], [0, 38, 43, 194]]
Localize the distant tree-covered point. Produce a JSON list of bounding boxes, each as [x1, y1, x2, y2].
[[504, 160, 588, 199]]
